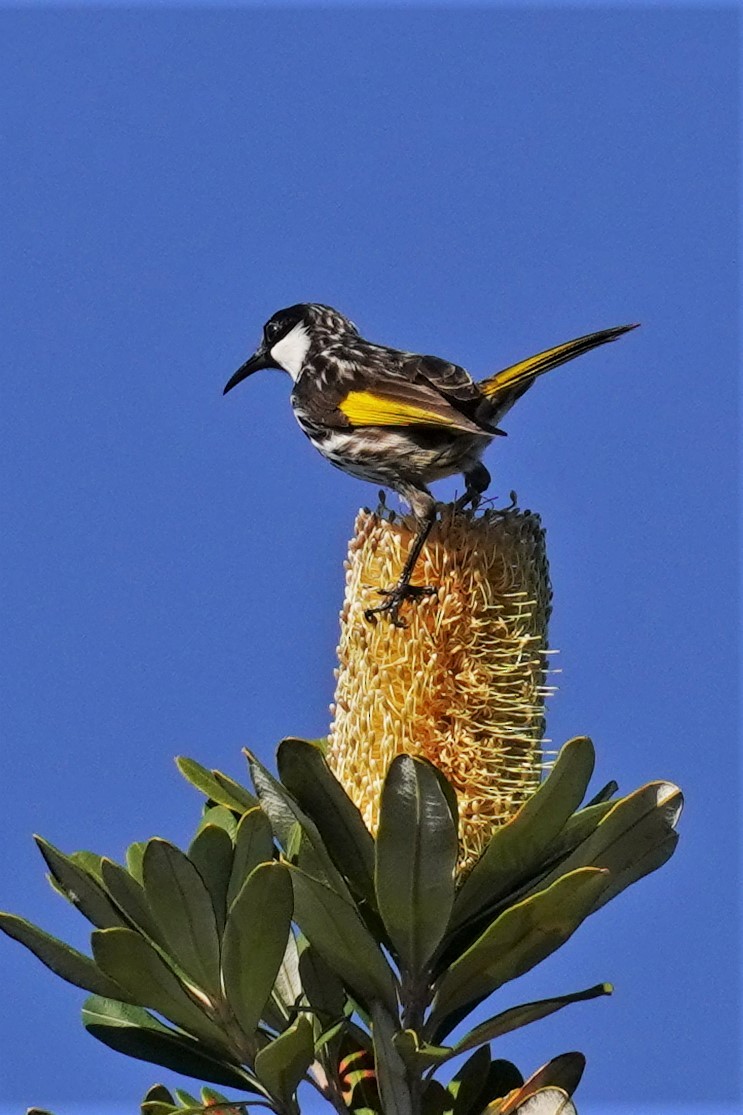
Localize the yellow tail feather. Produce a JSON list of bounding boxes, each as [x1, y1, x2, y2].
[[479, 323, 638, 402]]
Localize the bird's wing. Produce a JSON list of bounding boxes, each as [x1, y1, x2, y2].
[[310, 349, 495, 434], [337, 376, 486, 433]]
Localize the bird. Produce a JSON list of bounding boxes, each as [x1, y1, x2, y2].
[[224, 304, 638, 625]]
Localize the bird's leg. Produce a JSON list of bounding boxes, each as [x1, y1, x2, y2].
[[365, 501, 437, 627]]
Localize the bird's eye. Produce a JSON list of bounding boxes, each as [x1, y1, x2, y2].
[[265, 320, 281, 343]]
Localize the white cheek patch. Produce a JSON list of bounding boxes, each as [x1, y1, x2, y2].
[[270, 324, 311, 381]]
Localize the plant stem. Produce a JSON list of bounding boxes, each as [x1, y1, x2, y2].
[[400, 971, 430, 1115]]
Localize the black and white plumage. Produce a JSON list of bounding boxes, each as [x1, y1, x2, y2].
[[224, 303, 637, 623]]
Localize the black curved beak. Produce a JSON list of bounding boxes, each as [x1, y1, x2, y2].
[[223, 347, 272, 395]]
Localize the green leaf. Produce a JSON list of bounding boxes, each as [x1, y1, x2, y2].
[[477, 1060, 524, 1108], [127, 842, 147, 882], [297, 939, 346, 1022], [173, 1089, 200, 1107], [584, 779, 619, 807], [83, 995, 258, 1092], [222, 862, 294, 1041], [70, 850, 105, 882], [91, 927, 228, 1049], [427, 867, 608, 1040], [177, 757, 258, 813], [196, 806, 238, 840], [277, 737, 376, 906], [36, 837, 127, 929], [200, 1088, 233, 1106], [447, 983, 612, 1058], [418, 760, 460, 841], [254, 1015, 315, 1107], [395, 980, 604, 1077], [142, 1085, 175, 1104], [376, 756, 457, 975], [248, 751, 352, 900], [540, 781, 682, 911], [548, 800, 617, 860], [447, 1046, 491, 1115], [101, 859, 166, 946], [188, 824, 235, 937], [0, 911, 135, 1002], [371, 1002, 412, 1115], [498, 1052, 585, 1112], [141, 1084, 177, 1115], [289, 866, 398, 1016], [142, 839, 222, 997], [452, 738, 595, 931], [421, 1080, 450, 1115], [273, 930, 303, 1020], [227, 808, 275, 908], [392, 1029, 445, 1073]]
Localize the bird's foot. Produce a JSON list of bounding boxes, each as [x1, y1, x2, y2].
[[364, 582, 437, 627], [454, 488, 482, 513]]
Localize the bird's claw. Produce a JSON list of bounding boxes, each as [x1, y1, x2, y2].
[[364, 583, 437, 627]]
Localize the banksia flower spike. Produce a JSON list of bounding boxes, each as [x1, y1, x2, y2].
[[328, 503, 553, 868], [0, 498, 683, 1115]]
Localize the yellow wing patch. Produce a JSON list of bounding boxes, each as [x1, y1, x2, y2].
[[338, 390, 461, 428]]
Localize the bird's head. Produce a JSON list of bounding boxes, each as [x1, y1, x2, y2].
[[224, 303, 358, 393]]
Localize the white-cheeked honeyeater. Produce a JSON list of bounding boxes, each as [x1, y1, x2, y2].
[[224, 304, 637, 624]]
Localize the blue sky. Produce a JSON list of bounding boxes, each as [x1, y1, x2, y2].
[[0, 5, 739, 1113]]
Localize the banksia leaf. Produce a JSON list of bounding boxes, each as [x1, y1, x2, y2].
[[100, 859, 167, 946], [451, 737, 595, 931], [173, 1089, 200, 1106], [91, 928, 227, 1049], [140, 1083, 177, 1115], [253, 1015, 315, 1108], [538, 781, 682, 911], [442, 983, 611, 1057], [0, 912, 134, 1002], [427, 869, 608, 1039], [288, 866, 399, 1015], [195, 806, 238, 841], [278, 737, 376, 906], [375, 755, 457, 975], [142, 840, 222, 999], [248, 751, 352, 900], [36, 837, 127, 929], [371, 1002, 413, 1115], [222, 862, 293, 1043], [227, 808, 275, 907], [126, 841, 148, 882], [177, 757, 258, 813], [475, 1060, 525, 1110], [83, 997, 256, 1091], [329, 506, 552, 869], [272, 930, 303, 1022], [187, 824, 235, 937], [337, 1039, 379, 1112], [491, 1052, 585, 1114], [446, 1045, 492, 1114], [297, 939, 346, 1022]]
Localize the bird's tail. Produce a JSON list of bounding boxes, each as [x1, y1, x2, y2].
[[478, 323, 639, 417]]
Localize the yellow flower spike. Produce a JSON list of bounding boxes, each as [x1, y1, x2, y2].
[[327, 502, 553, 870]]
